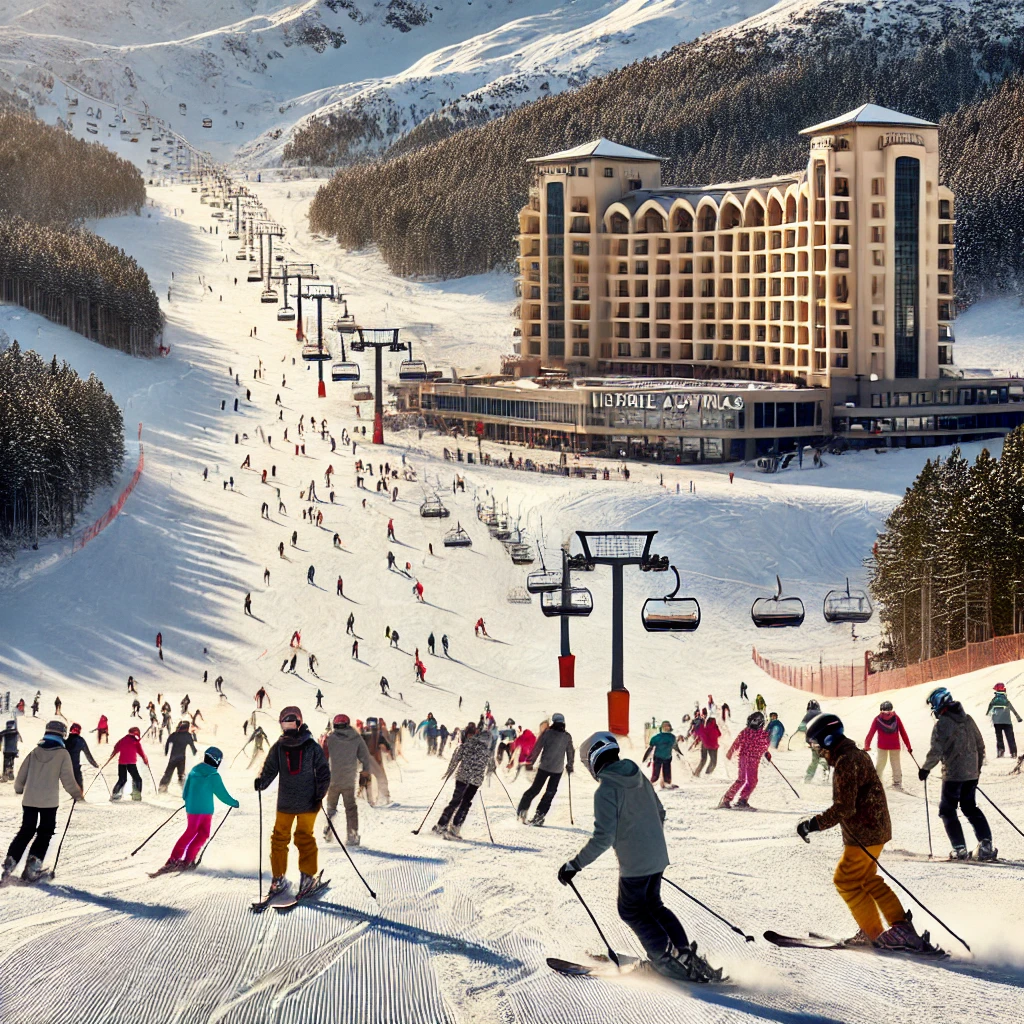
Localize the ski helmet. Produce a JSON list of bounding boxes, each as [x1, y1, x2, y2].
[[807, 699, 820, 712], [279, 705, 303, 728], [746, 711, 765, 730], [805, 712, 844, 750], [879, 701, 894, 712], [926, 687, 954, 716], [333, 714, 350, 726], [129, 726, 141, 737], [551, 713, 565, 724], [580, 731, 620, 780], [178, 720, 190, 730], [69, 723, 82, 735], [994, 683, 1007, 693], [204, 746, 223, 767]]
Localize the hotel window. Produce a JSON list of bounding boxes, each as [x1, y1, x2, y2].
[[871, 178, 884, 196], [893, 156, 920, 378], [530, 324, 541, 336], [529, 340, 541, 354], [872, 203, 885, 219], [939, 199, 951, 219], [872, 310, 884, 326], [701, 257, 714, 273], [700, 280, 715, 298], [578, 167, 588, 177], [638, 341, 651, 355], [699, 344, 714, 359], [834, 177, 849, 197], [628, 179, 642, 191], [834, 353, 849, 368], [872, 333, 883, 347], [873, 250, 884, 266], [657, 343, 672, 358], [572, 341, 590, 357], [702, 303, 715, 319], [635, 261, 648, 274], [603, 167, 614, 177], [656, 325, 671, 339], [617, 342, 631, 355], [634, 240, 649, 255]]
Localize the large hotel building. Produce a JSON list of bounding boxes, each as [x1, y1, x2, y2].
[[410, 105, 1024, 462]]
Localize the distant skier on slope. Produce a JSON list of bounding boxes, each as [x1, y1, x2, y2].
[[3, 720, 24, 781], [65, 723, 99, 792], [518, 713, 573, 826], [111, 727, 149, 801], [864, 701, 912, 790]]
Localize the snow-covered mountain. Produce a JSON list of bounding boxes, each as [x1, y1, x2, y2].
[[0, 0, 777, 165]]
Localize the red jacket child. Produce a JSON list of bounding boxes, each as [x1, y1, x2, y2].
[[509, 729, 536, 765], [864, 711, 912, 752], [115, 730, 149, 766], [700, 718, 722, 750]]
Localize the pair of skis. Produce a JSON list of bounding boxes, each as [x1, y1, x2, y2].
[[763, 929, 948, 959], [250, 871, 329, 913]]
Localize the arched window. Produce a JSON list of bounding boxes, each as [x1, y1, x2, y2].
[[768, 198, 783, 226], [698, 205, 717, 232], [719, 203, 742, 230], [609, 212, 630, 234], [744, 200, 765, 227], [673, 209, 693, 232], [641, 210, 666, 234]]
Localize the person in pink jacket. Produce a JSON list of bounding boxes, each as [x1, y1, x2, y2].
[[507, 727, 536, 780], [864, 700, 912, 790], [695, 716, 721, 776], [719, 712, 771, 809], [112, 726, 149, 801]]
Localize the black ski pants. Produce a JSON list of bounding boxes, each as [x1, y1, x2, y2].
[[7, 805, 57, 864], [938, 778, 991, 849], [994, 723, 1018, 758], [113, 764, 143, 796], [518, 768, 561, 817], [160, 758, 186, 787], [438, 780, 478, 828], [617, 872, 689, 960]]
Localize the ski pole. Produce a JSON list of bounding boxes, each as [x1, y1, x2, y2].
[[230, 738, 251, 768], [84, 752, 116, 797], [91, 766, 111, 797], [194, 806, 233, 867], [479, 789, 494, 844], [130, 804, 185, 856], [977, 786, 1024, 840], [567, 879, 620, 968], [489, 765, 517, 811], [145, 760, 159, 794], [567, 769, 574, 825], [257, 786, 263, 904], [50, 800, 76, 878], [906, 752, 933, 857], [765, 755, 800, 799], [663, 876, 755, 942], [411, 770, 453, 835], [320, 802, 378, 901]]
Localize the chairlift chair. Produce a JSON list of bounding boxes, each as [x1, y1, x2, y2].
[[235, 249, 248, 261], [751, 576, 805, 628], [506, 586, 532, 604], [228, 231, 239, 241], [641, 566, 701, 633], [491, 518, 511, 541], [352, 384, 373, 401], [443, 523, 472, 548], [823, 578, 873, 624], [202, 118, 213, 128], [277, 305, 296, 322], [260, 288, 279, 304], [419, 496, 451, 519], [301, 342, 329, 361], [331, 362, 360, 382], [540, 587, 593, 618], [398, 359, 428, 382], [510, 543, 535, 565], [526, 569, 562, 594]]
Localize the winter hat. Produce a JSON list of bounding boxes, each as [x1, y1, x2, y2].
[[44, 720, 67, 738], [551, 713, 565, 724], [660, 720, 672, 731], [4, 720, 15, 731], [279, 706, 303, 728], [333, 714, 350, 726], [178, 720, 191, 729], [204, 747, 223, 767], [69, 723, 82, 735], [129, 726, 141, 737], [768, 712, 778, 719], [994, 683, 1007, 693], [926, 687, 953, 716]]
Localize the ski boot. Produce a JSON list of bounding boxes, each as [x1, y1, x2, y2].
[[444, 824, 463, 840], [662, 783, 679, 790], [266, 875, 290, 900], [734, 800, 756, 811], [298, 871, 320, 896], [158, 784, 168, 794], [530, 814, 546, 827], [110, 791, 123, 802], [1, 855, 16, 883], [891, 781, 903, 791], [431, 822, 447, 835], [949, 845, 970, 860], [150, 859, 184, 877], [131, 788, 142, 802], [516, 809, 529, 824], [22, 856, 46, 882], [840, 929, 874, 948], [976, 839, 998, 862], [654, 941, 723, 984], [716, 797, 731, 809], [347, 831, 360, 847], [874, 911, 942, 955]]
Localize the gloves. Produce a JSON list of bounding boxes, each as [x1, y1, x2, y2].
[[764, 752, 772, 762], [253, 777, 263, 791], [918, 767, 929, 781], [557, 860, 581, 886], [359, 772, 371, 786], [566, 765, 573, 775], [796, 818, 820, 843]]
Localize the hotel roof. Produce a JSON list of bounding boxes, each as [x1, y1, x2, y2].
[[529, 139, 663, 163], [799, 104, 937, 134]]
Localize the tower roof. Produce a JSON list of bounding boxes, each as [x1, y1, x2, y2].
[[799, 104, 936, 135], [529, 139, 663, 163]]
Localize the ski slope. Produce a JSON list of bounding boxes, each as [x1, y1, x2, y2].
[[1, 187, 1023, 1024]]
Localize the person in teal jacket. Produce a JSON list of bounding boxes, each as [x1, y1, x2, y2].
[[156, 747, 238, 874], [642, 721, 683, 789], [766, 712, 786, 749]]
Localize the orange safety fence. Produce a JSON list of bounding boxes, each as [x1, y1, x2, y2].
[[70, 424, 143, 554]]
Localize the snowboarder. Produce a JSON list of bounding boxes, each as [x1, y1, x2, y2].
[[160, 721, 198, 792], [517, 713, 574, 826], [797, 713, 935, 952], [3, 720, 23, 781], [864, 701, 913, 789], [432, 721, 493, 839], [3, 721, 83, 883], [985, 682, 1022, 757], [156, 747, 238, 874], [766, 712, 785, 749], [719, 712, 771, 809], [322, 714, 371, 845], [255, 706, 330, 902], [557, 732, 722, 982], [643, 721, 682, 789], [111, 727, 149, 801], [919, 687, 995, 860], [65, 723, 99, 791]]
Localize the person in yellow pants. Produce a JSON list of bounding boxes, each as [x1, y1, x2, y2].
[[255, 706, 330, 901], [796, 712, 938, 953]]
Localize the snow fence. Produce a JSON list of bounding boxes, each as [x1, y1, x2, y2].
[[69, 425, 143, 554]]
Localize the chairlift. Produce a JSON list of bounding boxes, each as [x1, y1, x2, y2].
[[202, 118, 213, 128], [87, 106, 94, 117], [507, 586, 531, 604], [444, 523, 473, 548], [86, 124, 98, 135], [179, 103, 187, 116], [540, 587, 593, 618], [277, 304, 296, 322], [823, 578, 873, 624], [235, 249, 248, 261], [68, 97, 78, 109], [641, 566, 701, 633], [301, 342, 329, 361], [526, 569, 562, 594], [228, 231, 239, 241], [398, 340, 428, 381], [419, 496, 451, 519], [331, 362, 360, 382], [510, 542, 535, 565], [751, 576, 805, 629], [260, 288, 279, 304]]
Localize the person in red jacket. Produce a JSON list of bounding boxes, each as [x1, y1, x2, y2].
[[507, 727, 536, 780], [112, 726, 149, 801], [695, 716, 721, 776], [864, 700, 912, 790], [94, 715, 109, 744], [719, 712, 771, 809]]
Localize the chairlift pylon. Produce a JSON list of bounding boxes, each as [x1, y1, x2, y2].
[[641, 566, 701, 633], [823, 578, 873, 624], [751, 575, 805, 629]]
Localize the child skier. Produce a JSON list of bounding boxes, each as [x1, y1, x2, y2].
[[719, 712, 771, 809], [3, 721, 83, 882], [919, 687, 995, 860], [796, 713, 938, 952], [432, 722, 493, 839], [155, 747, 238, 874], [864, 701, 913, 789], [111, 727, 149, 801], [558, 732, 722, 982], [643, 720, 682, 789], [695, 716, 721, 775], [254, 706, 330, 900], [985, 682, 1022, 758], [766, 712, 785, 749]]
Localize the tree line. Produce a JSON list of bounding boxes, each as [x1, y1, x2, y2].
[[0, 342, 125, 550], [308, 0, 1024, 292]]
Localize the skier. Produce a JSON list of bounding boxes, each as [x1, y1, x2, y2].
[[380, 677, 390, 697], [864, 701, 913, 789], [441, 634, 450, 657], [3, 721, 83, 883], [111, 727, 149, 801], [418, 714, 439, 754], [3, 720, 24, 781], [919, 687, 995, 860], [31, 694, 39, 717], [517, 713, 574, 826], [438, 723, 451, 757], [387, 519, 396, 541], [160, 721, 198, 792], [390, 630, 400, 649], [507, 726, 536, 780], [322, 714, 371, 845], [214, 675, 224, 695], [427, 632, 435, 656], [351, 640, 359, 660], [181, 694, 191, 716], [156, 632, 163, 661], [315, 689, 324, 710], [386, 550, 396, 571], [496, 720, 517, 764], [718, 712, 771, 809], [474, 618, 488, 638], [754, 693, 766, 714], [127, 675, 137, 694], [643, 721, 682, 789], [255, 687, 269, 709], [797, 713, 937, 952], [245, 726, 269, 768], [307, 565, 316, 586], [694, 716, 721, 776], [798, 700, 824, 779], [337, 576, 344, 597], [985, 682, 1022, 757], [361, 718, 393, 805], [65, 723, 99, 791], [432, 722, 493, 839], [557, 732, 722, 982], [155, 747, 238, 874], [739, 681, 748, 701], [254, 707, 331, 902], [766, 712, 785, 749], [244, 593, 253, 616], [95, 715, 109, 744], [346, 613, 355, 635], [414, 580, 424, 602]]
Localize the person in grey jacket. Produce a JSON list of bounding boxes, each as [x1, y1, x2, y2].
[[322, 714, 371, 845], [160, 721, 198, 791], [919, 687, 994, 860], [433, 722, 493, 839], [986, 683, 1022, 757], [517, 713, 574, 826], [557, 732, 721, 984], [3, 721, 82, 882], [3, 719, 23, 781]]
